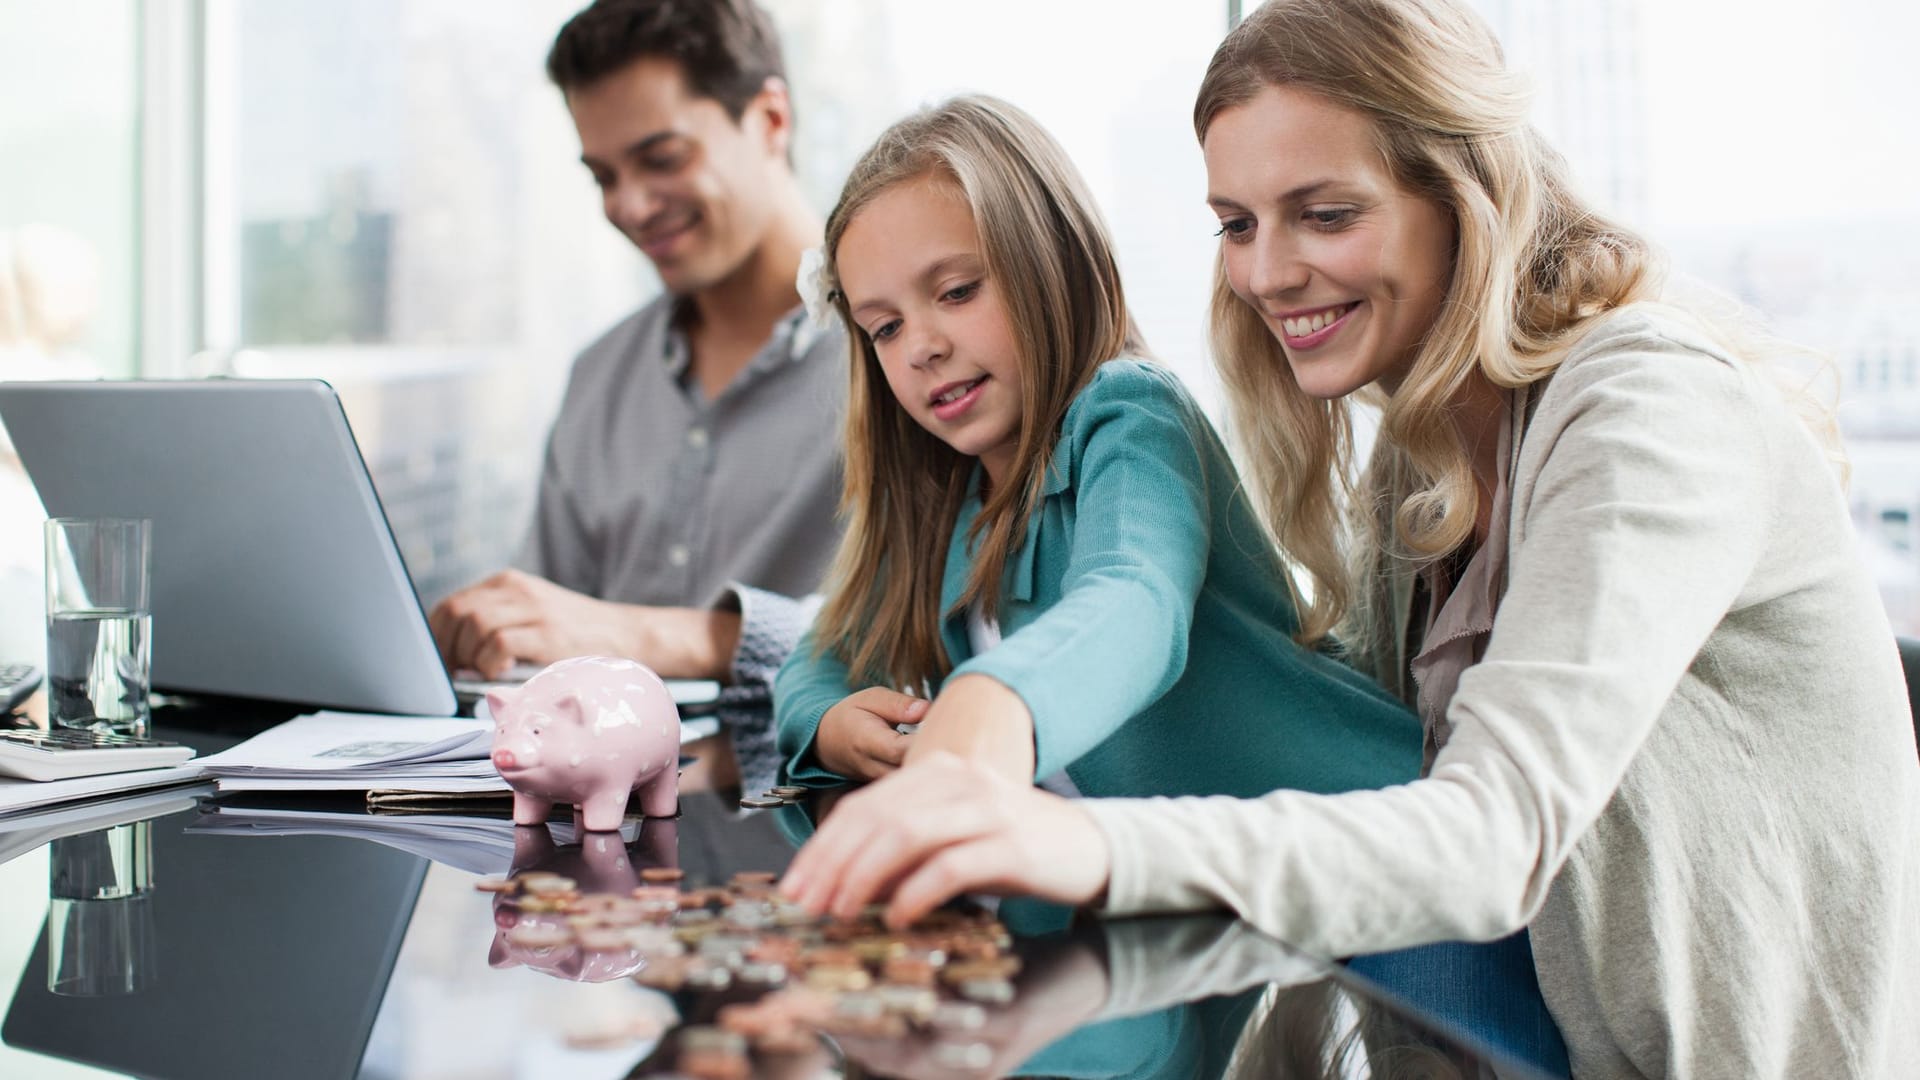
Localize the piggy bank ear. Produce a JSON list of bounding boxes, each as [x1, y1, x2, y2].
[[556, 691, 586, 725], [484, 688, 514, 718]]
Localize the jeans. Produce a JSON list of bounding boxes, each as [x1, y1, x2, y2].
[[1344, 929, 1570, 1077]]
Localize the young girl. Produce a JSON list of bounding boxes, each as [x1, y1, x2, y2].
[[780, 5, 1920, 1077], [772, 95, 1422, 811]]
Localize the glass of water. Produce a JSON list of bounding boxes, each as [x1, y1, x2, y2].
[[45, 518, 152, 736]]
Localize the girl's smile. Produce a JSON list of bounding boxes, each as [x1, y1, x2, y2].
[[928, 375, 991, 420]]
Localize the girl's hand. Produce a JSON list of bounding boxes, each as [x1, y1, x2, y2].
[[778, 751, 1112, 927], [814, 688, 930, 781]]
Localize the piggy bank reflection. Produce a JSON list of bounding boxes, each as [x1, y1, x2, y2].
[[488, 820, 678, 982], [487, 656, 682, 831]]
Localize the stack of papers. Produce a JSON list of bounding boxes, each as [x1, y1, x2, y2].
[[0, 765, 211, 821], [195, 712, 508, 795], [195, 710, 724, 797]]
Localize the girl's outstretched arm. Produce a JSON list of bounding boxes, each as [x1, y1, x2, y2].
[[914, 363, 1218, 781]]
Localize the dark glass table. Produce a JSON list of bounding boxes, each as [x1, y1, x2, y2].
[[0, 704, 1554, 1079]]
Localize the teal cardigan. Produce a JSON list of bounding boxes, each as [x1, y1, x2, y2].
[[774, 360, 1421, 798]]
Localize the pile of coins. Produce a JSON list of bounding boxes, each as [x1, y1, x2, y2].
[[476, 866, 1019, 1078], [738, 785, 808, 810]]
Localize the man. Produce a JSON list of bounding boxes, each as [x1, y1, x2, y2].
[[430, 0, 871, 784]]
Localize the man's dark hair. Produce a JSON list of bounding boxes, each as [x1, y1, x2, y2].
[[546, 0, 788, 121]]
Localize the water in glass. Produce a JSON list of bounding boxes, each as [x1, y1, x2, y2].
[[48, 610, 152, 735]]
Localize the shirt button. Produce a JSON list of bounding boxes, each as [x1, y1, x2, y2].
[[668, 544, 690, 567], [687, 427, 708, 449]]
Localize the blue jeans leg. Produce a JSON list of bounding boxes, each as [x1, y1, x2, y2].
[[1344, 929, 1570, 1077]]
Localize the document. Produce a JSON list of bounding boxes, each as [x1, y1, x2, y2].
[[0, 765, 210, 820], [195, 710, 719, 796], [196, 711, 505, 794], [195, 711, 497, 779], [196, 711, 506, 794]]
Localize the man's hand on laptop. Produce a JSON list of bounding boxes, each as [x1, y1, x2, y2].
[[428, 569, 741, 681]]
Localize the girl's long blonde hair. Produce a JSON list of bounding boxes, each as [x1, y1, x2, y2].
[[1198, 0, 1661, 653], [813, 95, 1144, 691]]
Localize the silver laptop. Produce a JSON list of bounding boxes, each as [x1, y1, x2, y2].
[[0, 380, 459, 716]]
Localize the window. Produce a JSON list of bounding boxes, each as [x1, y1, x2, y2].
[[0, 0, 140, 378], [768, 0, 1231, 409], [202, 0, 646, 603], [1467, 0, 1920, 632]]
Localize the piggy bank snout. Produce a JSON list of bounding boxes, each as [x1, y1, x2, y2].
[[492, 745, 533, 771]]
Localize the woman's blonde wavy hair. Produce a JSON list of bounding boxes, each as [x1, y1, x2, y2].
[[811, 95, 1144, 692], [1198, 0, 1666, 653]]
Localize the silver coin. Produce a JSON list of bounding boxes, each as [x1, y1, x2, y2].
[[738, 796, 785, 809]]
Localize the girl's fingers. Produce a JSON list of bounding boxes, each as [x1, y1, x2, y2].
[[857, 688, 930, 726], [823, 792, 1005, 920], [870, 729, 913, 768]]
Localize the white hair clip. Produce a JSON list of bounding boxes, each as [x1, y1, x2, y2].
[[791, 245, 837, 330], [795, 245, 837, 330]]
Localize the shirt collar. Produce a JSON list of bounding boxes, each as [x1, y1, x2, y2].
[[660, 299, 821, 383], [941, 447, 1068, 618]]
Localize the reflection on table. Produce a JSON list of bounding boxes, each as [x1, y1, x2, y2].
[[0, 704, 1552, 1079]]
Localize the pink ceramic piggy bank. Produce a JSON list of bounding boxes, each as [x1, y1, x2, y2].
[[487, 656, 681, 831]]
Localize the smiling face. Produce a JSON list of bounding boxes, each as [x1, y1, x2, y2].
[[1204, 84, 1456, 399], [567, 56, 789, 296], [835, 175, 1025, 487]]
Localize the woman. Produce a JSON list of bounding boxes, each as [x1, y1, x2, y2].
[[778, 1, 1920, 1076]]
